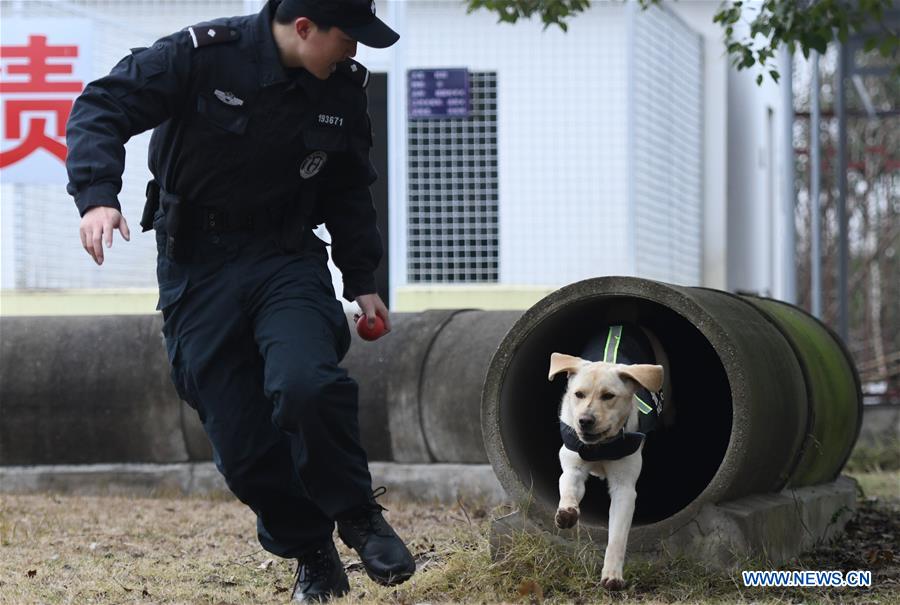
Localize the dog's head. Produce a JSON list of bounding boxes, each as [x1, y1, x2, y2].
[[549, 353, 663, 444]]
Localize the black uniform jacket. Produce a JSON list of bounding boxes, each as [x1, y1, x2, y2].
[[65, 0, 382, 300]]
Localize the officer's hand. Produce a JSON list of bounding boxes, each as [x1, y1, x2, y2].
[[79, 206, 130, 266], [354, 293, 391, 335]]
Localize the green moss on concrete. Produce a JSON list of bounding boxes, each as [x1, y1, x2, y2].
[[745, 298, 860, 486]]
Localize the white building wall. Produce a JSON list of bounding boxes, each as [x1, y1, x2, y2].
[[0, 183, 15, 290], [725, 13, 786, 297], [2, 0, 784, 305], [631, 4, 703, 286], [666, 1, 729, 290], [398, 1, 631, 287]]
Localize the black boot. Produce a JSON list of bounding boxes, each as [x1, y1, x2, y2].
[[292, 540, 350, 603], [337, 487, 416, 586]]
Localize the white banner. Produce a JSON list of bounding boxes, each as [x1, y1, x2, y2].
[[0, 19, 93, 185]]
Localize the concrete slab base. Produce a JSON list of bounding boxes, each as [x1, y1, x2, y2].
[[490, 476, 859, 568], [0, 462, 508, 506]]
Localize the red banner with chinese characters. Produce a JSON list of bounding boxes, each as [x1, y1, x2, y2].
[[1, 20, 92, 184]]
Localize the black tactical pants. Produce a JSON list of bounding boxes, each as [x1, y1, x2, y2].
[[155, 225, 373, 558]]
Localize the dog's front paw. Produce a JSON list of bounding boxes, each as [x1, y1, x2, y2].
[[554, 507, 579, 529], [601, 575, 627, 591]]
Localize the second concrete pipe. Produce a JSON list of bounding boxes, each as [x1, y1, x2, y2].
[[0, 310, 520, 465]]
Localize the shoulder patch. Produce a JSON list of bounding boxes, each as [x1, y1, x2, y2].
[[186, 24, 240, 49], [336, 59, 370, 89]]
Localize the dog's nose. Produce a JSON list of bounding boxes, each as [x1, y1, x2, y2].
[[578, 416, 595, 430]]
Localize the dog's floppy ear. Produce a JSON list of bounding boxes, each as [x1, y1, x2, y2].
[[618, 364, 664, 393], [548, 353, 584, 381]]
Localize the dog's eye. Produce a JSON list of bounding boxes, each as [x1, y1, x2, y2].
[[601, 393, 615, 401], [574, 391, 585, 399]]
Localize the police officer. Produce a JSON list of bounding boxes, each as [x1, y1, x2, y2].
[[65, 0, 414, 601]]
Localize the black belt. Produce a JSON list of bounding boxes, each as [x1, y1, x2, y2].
[[189, 205, 274, 233]]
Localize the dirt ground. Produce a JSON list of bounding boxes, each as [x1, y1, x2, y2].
[[1, 471, 897, 604], [0, 492, 480, 605]]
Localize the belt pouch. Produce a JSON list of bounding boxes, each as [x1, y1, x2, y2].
[[141, 179, 161, 232], [161, 191, 183, 261]]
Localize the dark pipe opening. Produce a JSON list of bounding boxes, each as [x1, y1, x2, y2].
[[498, 296, 732, 526]]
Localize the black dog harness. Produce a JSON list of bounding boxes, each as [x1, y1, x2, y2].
[[559, 324, 664, 461]]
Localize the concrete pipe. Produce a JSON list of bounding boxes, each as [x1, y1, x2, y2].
[[385, 310, 521, 462], [0, 315, 190, 465], [0, 313, 405, 465], [481, 277, 862, 545], [1, 309, 521, 466], [740, 295, 862, 486]]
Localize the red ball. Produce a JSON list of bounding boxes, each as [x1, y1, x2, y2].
[[356, 314, 386, 341]]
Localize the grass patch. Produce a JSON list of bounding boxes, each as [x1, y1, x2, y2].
[[845, 437, 900, 473], [1, 477, 898, 604], [846, 470, 899, 499], [350, 508, 900, 604]]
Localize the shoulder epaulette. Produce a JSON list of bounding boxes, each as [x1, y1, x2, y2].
[[336, 59, 370, 89], [185, 24, 240, 49]]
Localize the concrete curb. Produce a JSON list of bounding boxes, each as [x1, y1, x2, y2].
[[490, 476, 859, 567], [0, 462, 509, 506]]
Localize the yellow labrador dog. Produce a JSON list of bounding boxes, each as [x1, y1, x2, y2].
[[548, 343, 663, 590]]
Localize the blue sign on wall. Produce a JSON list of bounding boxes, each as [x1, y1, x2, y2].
[[408, 69, 470, 119]]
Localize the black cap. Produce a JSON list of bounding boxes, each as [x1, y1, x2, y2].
[[278, 0, 399, 48]]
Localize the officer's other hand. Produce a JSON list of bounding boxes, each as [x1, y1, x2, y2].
[[354, 293, 391, 335], [79, 206, 130, 266]]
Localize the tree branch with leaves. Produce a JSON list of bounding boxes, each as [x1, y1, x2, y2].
[[466, 0, 900, 84]]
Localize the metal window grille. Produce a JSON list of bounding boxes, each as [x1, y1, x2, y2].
[[406, 71, 499, 283]]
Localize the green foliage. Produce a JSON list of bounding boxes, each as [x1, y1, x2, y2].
[[466, 0, 592, 32], [713, 0, 899, 83], [466, 0, 900, 84]]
